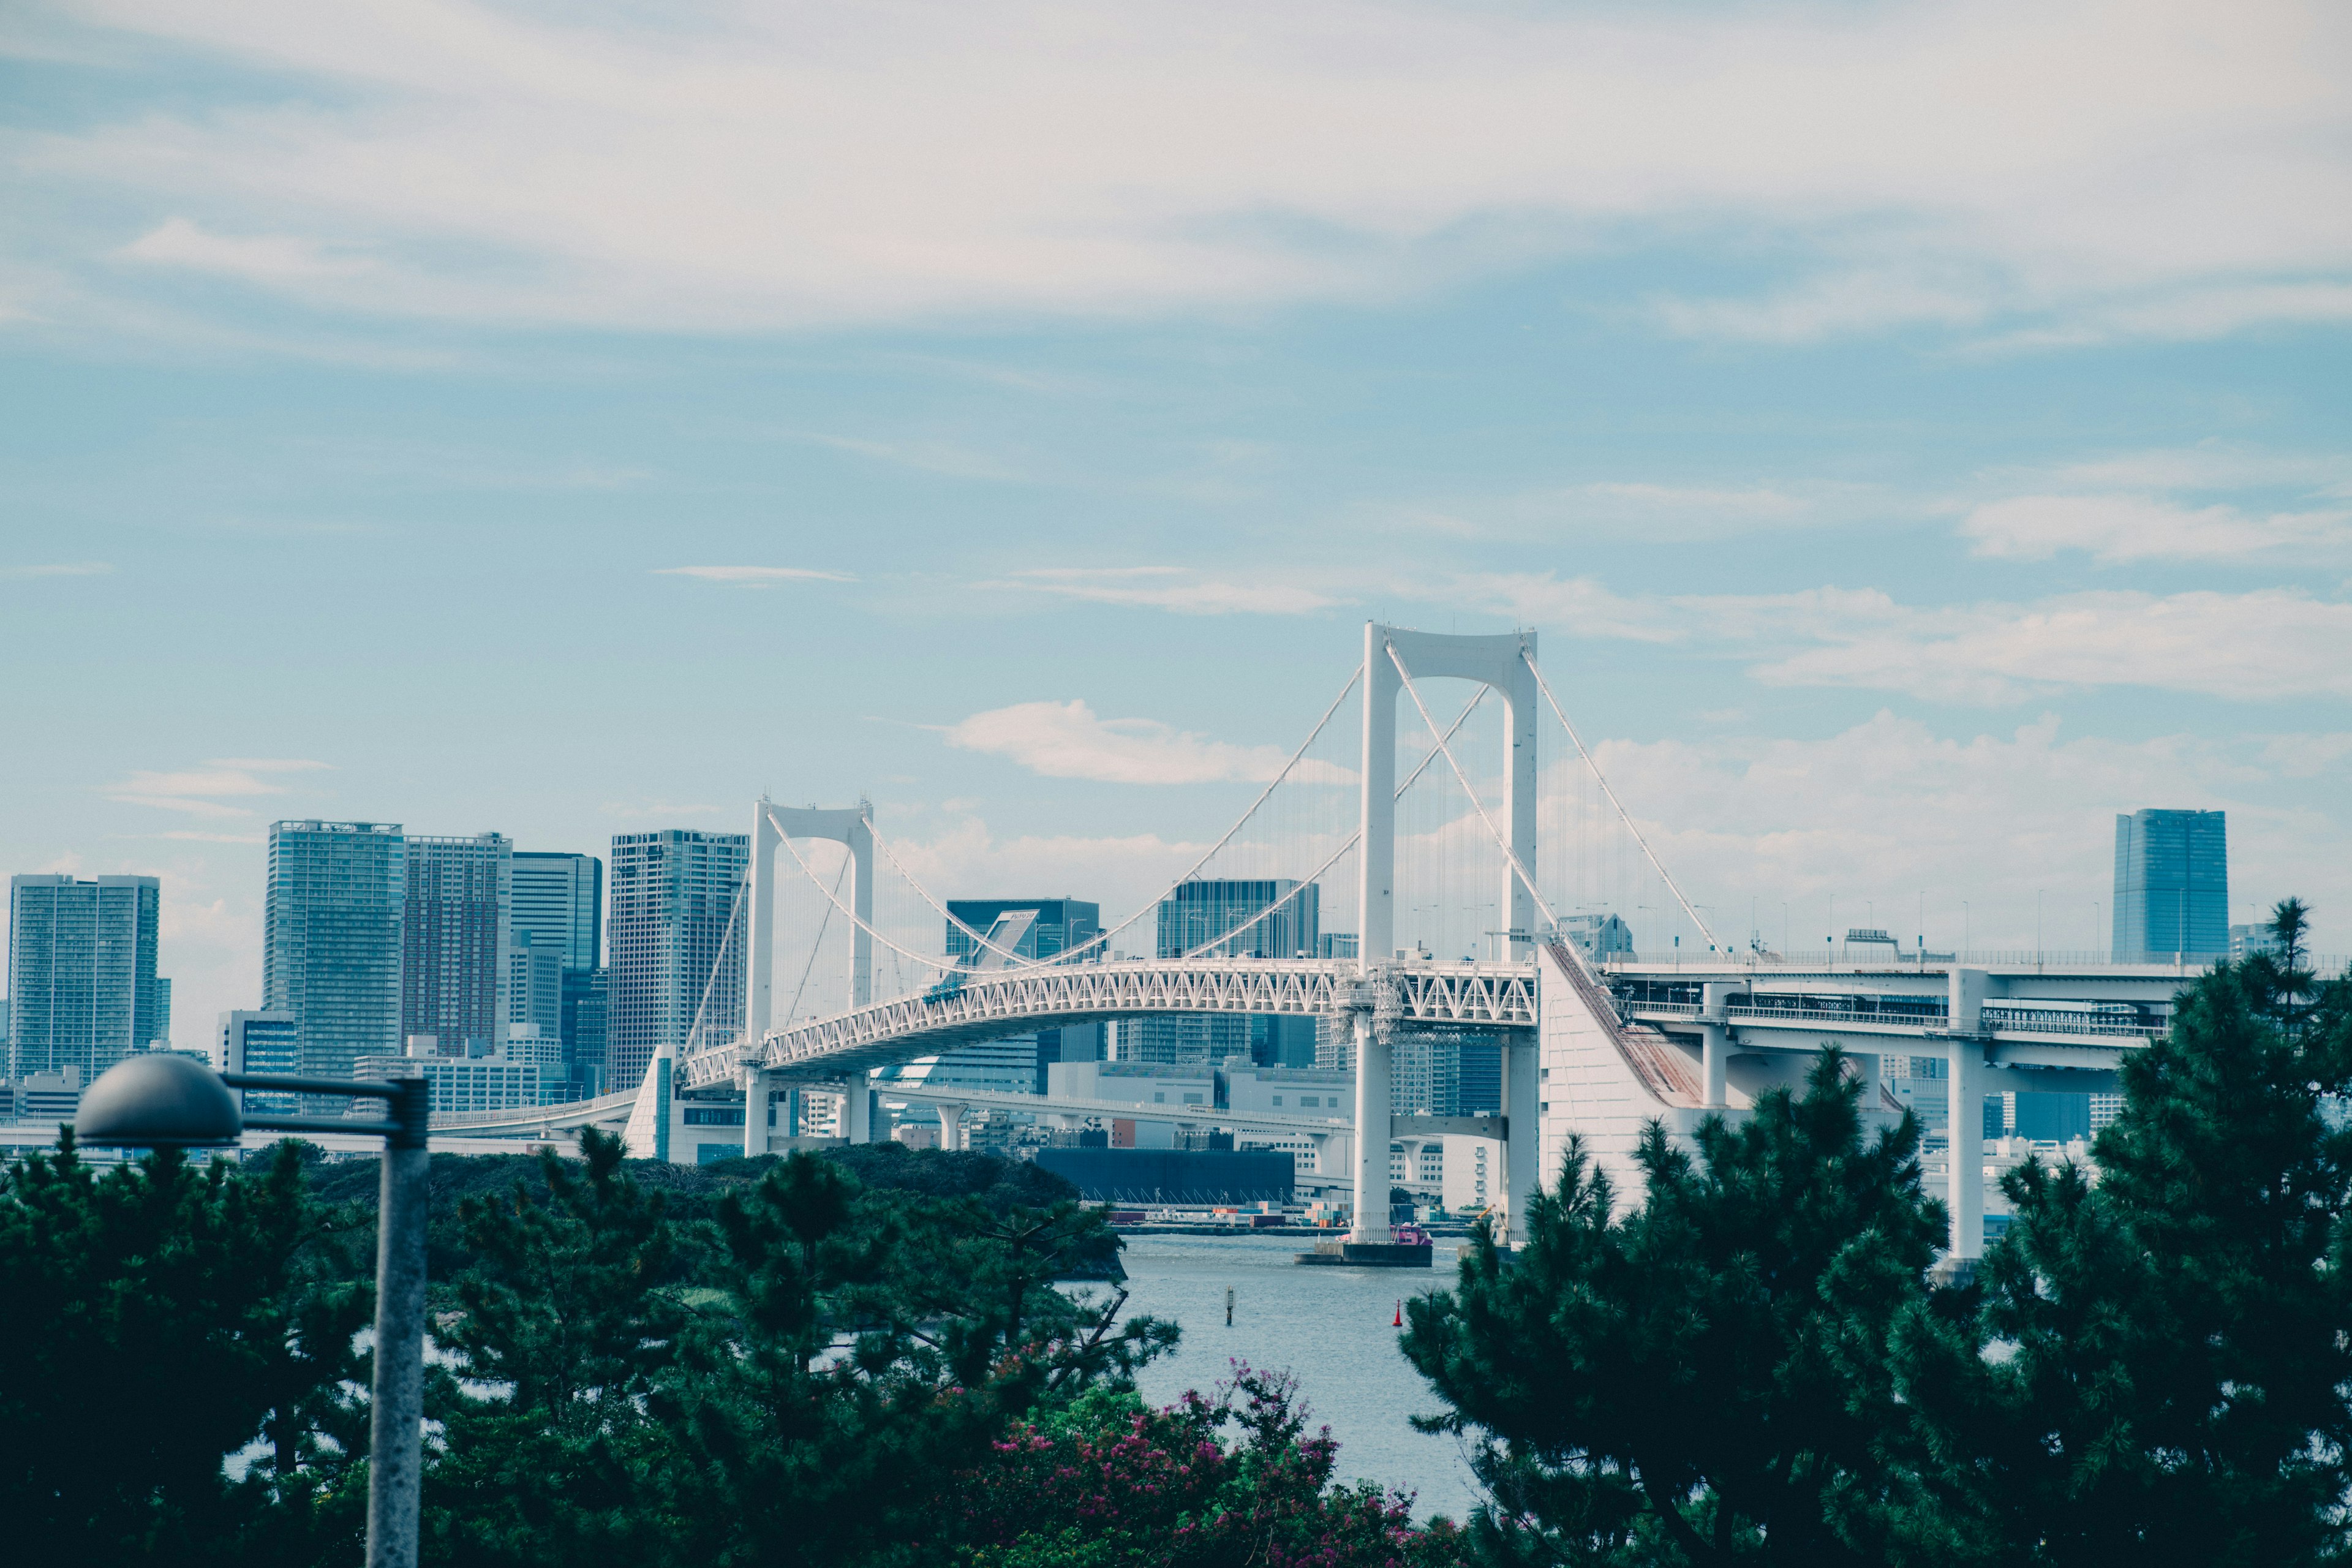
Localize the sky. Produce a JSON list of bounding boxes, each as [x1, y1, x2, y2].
[[3, 0, 2348, 1044]]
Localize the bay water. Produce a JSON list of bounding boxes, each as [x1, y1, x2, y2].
[[1102, 1232, 1485, 1523]]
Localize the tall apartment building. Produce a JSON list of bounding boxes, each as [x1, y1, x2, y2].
[[402, 833, 511, 1054], [606, 831, 748, 1094], [2113, 809, 2228, 961], [6, 874, 167, 1079], [512, 850, 606, 1096], [265, 821, 406, 1082]]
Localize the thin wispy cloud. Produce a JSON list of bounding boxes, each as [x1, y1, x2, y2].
[[998, 567, 1336, 616], [943, 699, 1355, 786], [1962, 494, 2352, 562], [102, 758, 333, 816], [655, 566, 856, 585]]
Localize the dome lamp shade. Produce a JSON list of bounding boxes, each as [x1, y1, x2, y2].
[[72, 1052, 244, 1147]]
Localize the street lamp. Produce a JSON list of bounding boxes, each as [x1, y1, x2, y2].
[[72, 1054, 431, 1568]]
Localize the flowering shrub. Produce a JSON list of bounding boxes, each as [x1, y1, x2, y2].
[[955, 1365, 1464, 1567]]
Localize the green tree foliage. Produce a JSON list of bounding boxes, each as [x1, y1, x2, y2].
[[0, 1136, 370, 1564], [1403, 1049, 1948, 1566], [1890, 897, 2352, 1566]]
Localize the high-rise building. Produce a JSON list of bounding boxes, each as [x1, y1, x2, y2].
[[565, 968, 609, 1098], [6, 874, 167, 1080], [265, 821, 406, 1082], [2113, 809, 2228, 961], [512, 846, 608, 1101], [512, 851, 603, 971], [1156, 878, 1318, 960], [402, 833, 511, 1054], [606, 830, 748, 1094]]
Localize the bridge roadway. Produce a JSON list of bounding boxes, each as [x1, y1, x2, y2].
[[680, 956, 1542, 1091]]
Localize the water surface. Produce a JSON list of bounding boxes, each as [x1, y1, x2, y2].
[[1104, 1233, 1483, 1523]]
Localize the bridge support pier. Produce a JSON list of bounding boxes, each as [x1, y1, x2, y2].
[[1348, 1015, 1392, 1243], [1947, 967, 1991, 1259], [1503, 1040, 1539, 1247], [937, 1101, 965, 1153], [743, 1070, 772, 1159]]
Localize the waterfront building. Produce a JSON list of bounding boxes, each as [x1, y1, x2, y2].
[[606, 830, 748, 1093], [1, 1068, 83, 1121], [354, 1031, 554, 1116], [1156, 878, 1318, 960], [513, 850, 606, 1096], [403, 833, 511, 1055], [2230, 921, 2284, 961], [266, 821, 406, 1082], [2112, 809, 2227, 961], [216, 1009, 300, 1113], [7, 873, 167, 1080]]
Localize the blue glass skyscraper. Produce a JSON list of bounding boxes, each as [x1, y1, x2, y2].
[[7, 873, 166, 1080], [265, 821, 406, 1081], [2113, 809, 2228, 960]]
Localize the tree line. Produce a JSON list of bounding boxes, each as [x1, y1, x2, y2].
[[2, 900, 2345, 1565]]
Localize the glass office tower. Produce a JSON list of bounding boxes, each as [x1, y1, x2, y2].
[[513, 850, 605, 1096], [265, 821, 406, 1082], [606, 830, 748, 1094], [2112, 809, 2228, 960], [7, 873, 165, 1079]]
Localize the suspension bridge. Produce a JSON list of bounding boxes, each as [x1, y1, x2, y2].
[[472, 623, 2176, 1261]]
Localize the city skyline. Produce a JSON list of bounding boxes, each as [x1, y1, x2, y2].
[[4, 2, 2345, 1043]]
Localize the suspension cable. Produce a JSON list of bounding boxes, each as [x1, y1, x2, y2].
[[1171, 683, 1491, 960], [767, 813, 959, 977], [1520, 647, 1722, 951], [682, 875, 749, 1061], [870, 660, 1368, 970], [779, 849, 852, 1032]]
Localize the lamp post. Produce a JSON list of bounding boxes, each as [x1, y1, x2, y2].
[[70, 1054, 431, 1568]]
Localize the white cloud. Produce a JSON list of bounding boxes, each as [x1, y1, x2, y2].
[[998, 568, 1336, 617], [102, 760, 333, 816], [22, 0, 2352, 341], [1433, 573, 1681, 643], [1584, 711, 2351, 954], [943, 699, 1354, 785], [118, 217, 373, 284], [1, 561, 112, 578], [655, 565, 854, 585], [1961, 493, 2352, 561], [1738, 588, 2352, 704]]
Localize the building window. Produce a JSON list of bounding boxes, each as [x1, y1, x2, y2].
[[1270, 1095, 1283, 1106]]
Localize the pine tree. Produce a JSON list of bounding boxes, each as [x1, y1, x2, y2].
[[1892, 899, 2352, 1566], [1403, 1048, 1947, 1565], [0, 1137, 367, 1564], [422, 1127, 689, 1567]]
